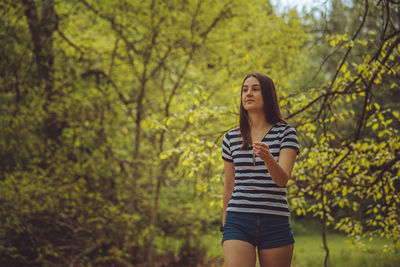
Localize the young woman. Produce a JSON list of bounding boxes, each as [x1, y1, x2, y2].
[[221, 72, 299, 267]]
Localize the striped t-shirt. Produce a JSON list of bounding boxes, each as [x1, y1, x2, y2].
[[222, 123, 299, 217]]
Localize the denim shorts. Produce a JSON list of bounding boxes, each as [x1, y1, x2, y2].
[[222, 212, 295, 250]]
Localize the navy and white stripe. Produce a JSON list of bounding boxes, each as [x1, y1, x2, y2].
[[222, 123, 299, 217]]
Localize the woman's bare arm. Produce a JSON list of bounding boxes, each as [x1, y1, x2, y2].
[[222, 161, 235, 225], [253, 142, 297, 187]]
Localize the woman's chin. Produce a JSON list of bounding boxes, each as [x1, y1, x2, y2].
[[244, 107, 263, 113]]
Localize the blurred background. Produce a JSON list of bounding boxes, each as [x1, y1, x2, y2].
[[0, 0, 399, 266]]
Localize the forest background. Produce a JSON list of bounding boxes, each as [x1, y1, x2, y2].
[[0, 0, 399, 266]]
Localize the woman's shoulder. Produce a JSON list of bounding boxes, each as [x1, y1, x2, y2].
[[224, 127, 241, 138], [273, 122, 297, 136], [274, 122, 296, 130]]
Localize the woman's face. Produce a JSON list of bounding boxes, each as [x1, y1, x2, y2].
[[242, 76, 264, 112]]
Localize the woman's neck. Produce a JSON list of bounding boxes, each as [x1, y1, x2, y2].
[[248, 111, 271, 131]]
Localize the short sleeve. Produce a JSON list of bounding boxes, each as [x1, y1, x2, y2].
[[281, 126, 300, 155], [222, 133, 233, 162]]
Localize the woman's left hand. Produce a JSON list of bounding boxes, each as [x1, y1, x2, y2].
[[253, 142, 272, 162]]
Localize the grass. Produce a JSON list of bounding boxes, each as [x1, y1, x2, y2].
[[292, 233, 399, 267], [202, 219, 400, 267]]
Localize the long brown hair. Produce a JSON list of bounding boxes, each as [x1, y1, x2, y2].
[[239, 72, 286, 150]]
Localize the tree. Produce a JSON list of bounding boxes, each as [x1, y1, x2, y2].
[[287, 0, 400, 265], [0, 0, 306, 265]]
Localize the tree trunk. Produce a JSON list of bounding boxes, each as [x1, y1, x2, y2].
[[321, 189, 330, 267], [321, 217, 329, 267], [22, 0, 61, 142], [146, 162, 169, 267]]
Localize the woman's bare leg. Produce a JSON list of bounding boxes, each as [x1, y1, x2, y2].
[[223, 240, 257, 267], [258, 243, 294, 267]]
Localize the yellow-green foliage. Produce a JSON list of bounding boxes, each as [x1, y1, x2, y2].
[[0, 0, 399, 266]]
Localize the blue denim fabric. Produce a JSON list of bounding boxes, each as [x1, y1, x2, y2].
[[222, 212, 295, 250]]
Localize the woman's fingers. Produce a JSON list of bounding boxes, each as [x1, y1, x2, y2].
[[253, 143, 270, 160], [253, 143, 269, 151]]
